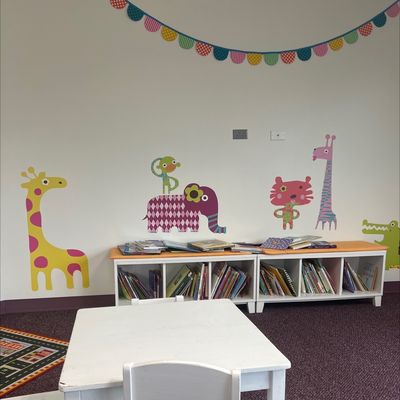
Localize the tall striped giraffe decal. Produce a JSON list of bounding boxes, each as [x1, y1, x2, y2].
[[313, 135, 337, 230]]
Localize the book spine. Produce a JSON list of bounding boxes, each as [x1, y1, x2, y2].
[[166, 265, 190, 297]]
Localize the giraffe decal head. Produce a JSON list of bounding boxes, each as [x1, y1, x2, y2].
[[313, 134, 336, 161], [21, 167, 89, 291], [21, 167, 67, 195]]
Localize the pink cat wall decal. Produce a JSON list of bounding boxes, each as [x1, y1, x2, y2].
[[270, 176, 313, 229]]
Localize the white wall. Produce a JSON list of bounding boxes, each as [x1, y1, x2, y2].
[[1, 0, 399, 300]]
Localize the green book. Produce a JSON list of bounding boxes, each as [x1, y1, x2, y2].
[[166, 265, 191, 297]]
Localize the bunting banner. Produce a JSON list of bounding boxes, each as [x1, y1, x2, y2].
[[110, 0, 400, 66]]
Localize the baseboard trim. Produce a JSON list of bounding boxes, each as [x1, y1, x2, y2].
[[0, 295, 115, 314], [383, 281, 400, 293], [1, 283, 399, 314]]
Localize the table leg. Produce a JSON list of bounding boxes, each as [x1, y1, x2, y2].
[[267, 369, 286, 400]]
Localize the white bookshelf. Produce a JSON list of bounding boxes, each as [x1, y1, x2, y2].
[[110, 241, 387, 315], [256, 241, 386, 313], [110, 249, 257, 313]]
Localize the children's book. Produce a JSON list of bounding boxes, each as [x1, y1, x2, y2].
[[188, 239, 233, 252], [261, 238, 293, 250], [163, 240, 202, 252]]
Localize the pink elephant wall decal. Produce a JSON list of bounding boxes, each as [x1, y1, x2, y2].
[[145, 183, 227, 233]]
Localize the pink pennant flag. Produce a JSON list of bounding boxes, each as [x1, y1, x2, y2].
[[230, 51, 246, 64], [144, 16, 162, 32], [195, 42, 212, 56], [313, 43, 329, 57], [110, 0, 127, 9], [386, 2, 400, 17]]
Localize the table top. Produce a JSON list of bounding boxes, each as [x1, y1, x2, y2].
[[59, 299, 290, 392]]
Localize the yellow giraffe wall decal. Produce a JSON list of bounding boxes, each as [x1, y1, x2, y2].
[[21, 167, 89, 291]]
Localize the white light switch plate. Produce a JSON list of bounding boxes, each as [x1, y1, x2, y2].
[[270, 131, 286, 141]]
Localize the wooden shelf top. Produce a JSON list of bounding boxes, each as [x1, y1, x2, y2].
[[109, 247, 252, 259], [110, 241, 386, 259], [260, 241, 387, 255]]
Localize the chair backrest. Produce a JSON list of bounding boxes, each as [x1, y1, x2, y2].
[[130, 295, 184, 305], [123, 361, 241, 400]]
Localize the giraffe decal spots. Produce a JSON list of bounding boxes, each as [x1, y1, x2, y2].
[[313, 135, 337, 230], [21, 167, 89, 291]]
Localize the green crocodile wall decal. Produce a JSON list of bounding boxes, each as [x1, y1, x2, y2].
[[362, 219, 400, 270]]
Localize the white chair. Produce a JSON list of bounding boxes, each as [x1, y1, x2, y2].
[[123, 361, 241, 400], [130, 295, 184, 305]]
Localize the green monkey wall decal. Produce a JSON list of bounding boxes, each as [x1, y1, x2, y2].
[[151, 156, 181, 194]]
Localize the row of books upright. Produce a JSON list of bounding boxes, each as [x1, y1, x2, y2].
[[165, 262, 250, 300], [211, 262, 249, 299], [118, 270, 159, 300], [259, 259, 378, 297], [302, 260, 335, 294], [166, 264, 208, 300], [343, 260, 377, 292], [259, 264, 296, 296]]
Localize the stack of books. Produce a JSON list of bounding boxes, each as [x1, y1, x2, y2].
[[231, 242, 263, 254], [118, 240, 166, 255], [259, 264, 296, 296], [301, 260, 335, 294], [210, 262, 249, 299], [188, 239, 233, 252], [163, 240, 201, 253], [343, 260, 375, 292], [118, 270, 153, 300]]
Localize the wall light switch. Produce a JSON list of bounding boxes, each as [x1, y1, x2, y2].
[[270, 131, 286, 141]]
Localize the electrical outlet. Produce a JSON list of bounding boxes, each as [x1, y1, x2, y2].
[[270, 131, 286, 141]]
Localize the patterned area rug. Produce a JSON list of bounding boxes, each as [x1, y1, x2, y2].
[[0, 327, 68, 396]]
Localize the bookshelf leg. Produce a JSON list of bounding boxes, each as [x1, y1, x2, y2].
[[267, 369, 286, 400], [256, 301, 264, 313], [247, 302, 256, 314], [373, 296, 382, 307]]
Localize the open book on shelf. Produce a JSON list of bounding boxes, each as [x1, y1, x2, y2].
[[261, 235, 337, 250], [188, 239, 234, 252]]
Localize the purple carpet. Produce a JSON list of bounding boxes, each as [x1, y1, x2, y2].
[[1, 294, 399, 399]]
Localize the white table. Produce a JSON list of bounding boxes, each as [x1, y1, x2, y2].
[[59, 299, 291, 400]]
